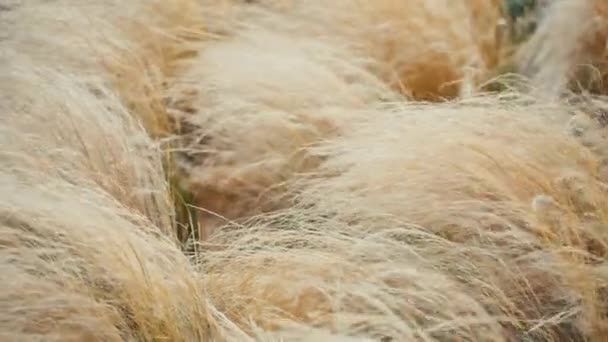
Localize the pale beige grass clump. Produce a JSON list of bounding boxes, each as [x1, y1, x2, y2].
[[0, 67, 508, 342], [8, 65, 608, 340], [4, 2, 493, 340], [6, 0, 608, 341], [202, 209, 506, 341], [1, 0, 204, 138], [0, 2, 233, 340], [0, 65, 243, 340], [234, 0, 504, 99], [168, 18, 402, 239], [1, 0, 212, 239], [168, 0, 519, 238], [274, 94, 608, 340]]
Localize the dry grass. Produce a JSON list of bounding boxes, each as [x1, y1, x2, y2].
[[3, 0, 608, 341], [221, 0, 504, 99], [1, 0, 204, 137], [286, 95, 608, 340], [168, 0, 509, 237], [0, 66, 223, 341], [0, 0, 209, 241], [0, 1, 218, 340], [198, 94, 608, 341], [167, 19, 401, 238], [516, 0, 608, 96]]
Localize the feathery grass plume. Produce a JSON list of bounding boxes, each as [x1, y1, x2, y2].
[[0, 64, 248, 340], [516, 0, 608, 96], [168, 19, 402, 240], [283, 93, 608, 340], [1, 0, 210, 241], [225, 0, 504, 100], [7, 0, 608, 341], [201, 210, 506, 341], [2, 0, 205, 138]]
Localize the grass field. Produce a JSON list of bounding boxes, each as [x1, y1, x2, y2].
[[2, 0, 608, 340]]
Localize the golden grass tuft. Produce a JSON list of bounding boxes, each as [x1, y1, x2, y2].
[[167, 21, 402, 238], [4, 0, 608, 341], [168, 0, 510, 237], [286, 94, 608, 340], [200, 94, 608, 340], [0, 64, 224, 340], [0, 0, 212, 242], [227, 0, 504, 100], [1, 0, 205, 137]]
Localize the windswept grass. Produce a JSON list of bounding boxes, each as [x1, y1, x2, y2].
[[2, 0, 608, 341]]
